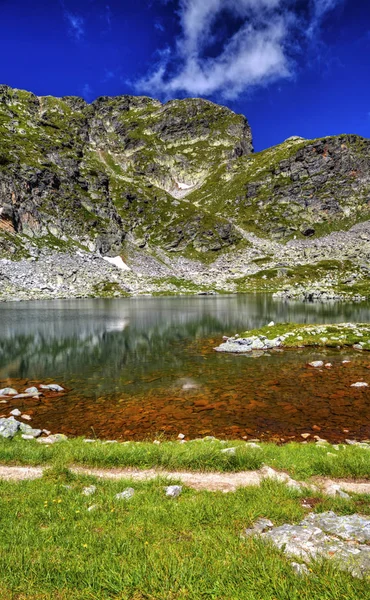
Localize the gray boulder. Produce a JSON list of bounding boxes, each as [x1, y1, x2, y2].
[[0, 417, 20, 439]]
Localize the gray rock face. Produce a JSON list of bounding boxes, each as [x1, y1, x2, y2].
[[2, 85, 370, 301], [260, 512, 370, 579]]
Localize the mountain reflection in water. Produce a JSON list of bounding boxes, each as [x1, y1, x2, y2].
[[0, 295, 369, 441]]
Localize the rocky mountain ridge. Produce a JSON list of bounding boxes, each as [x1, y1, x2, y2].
[[1, 84, 370, 301]]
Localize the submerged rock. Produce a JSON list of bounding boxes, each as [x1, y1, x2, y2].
[[19, 423, 42, 438], [40, 384, 65, 392], [0, 388, 18, 396]]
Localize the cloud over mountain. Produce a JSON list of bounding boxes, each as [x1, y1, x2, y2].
[[137, 0, 344, 99]]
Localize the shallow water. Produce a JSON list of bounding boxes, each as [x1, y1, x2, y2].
[[0, 295, 369, 441]]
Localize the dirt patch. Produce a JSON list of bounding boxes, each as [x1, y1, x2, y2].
[[0, 464, 369, 494]]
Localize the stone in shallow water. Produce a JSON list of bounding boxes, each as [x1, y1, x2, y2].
[[308, 361, 324, 368], [0, 417, 20, 439], [25, 387, 39, 395], [0, 388, 17, 396], [10, 409, 21, 417], [351, 382, 368, 388], [260, 512, 370, 579], [19, 423, 42, 438]]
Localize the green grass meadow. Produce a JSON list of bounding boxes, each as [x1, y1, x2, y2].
[[0, 437, 369, 479], [0, 469, 369, 599]]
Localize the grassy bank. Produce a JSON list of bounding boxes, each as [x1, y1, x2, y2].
[[238, 322, 370, 350], [0, 437, 369, 479], [0, 468, 369, 599]]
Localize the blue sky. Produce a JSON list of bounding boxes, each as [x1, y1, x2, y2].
[[1, 0, 369, 150]]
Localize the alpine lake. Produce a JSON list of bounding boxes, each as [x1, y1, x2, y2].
[[0, 294, 369, 443]]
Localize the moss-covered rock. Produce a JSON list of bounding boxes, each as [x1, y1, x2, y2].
[[216, 322, 370, 353]]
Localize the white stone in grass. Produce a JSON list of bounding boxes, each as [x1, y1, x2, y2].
[[165, 485, 182, 498], [82, 485, 96, 496], [115, 488, 135, 500], [177, 433, 185, 440], [83, 439, 97, 443], [291, 562, 310, 576], [87, 505, 98, 512], [102, 440, 117, 444], [326, 484, 350, 499], [10, 409, 21, 417], [351, 382, 368, 388], [267, 321, 275, 327], [37, 434, 68, 444], [221, 447, 236, 455], [245, 442, 261, 449], [153, 440, 161, 445], [308, 361, 324, 368]]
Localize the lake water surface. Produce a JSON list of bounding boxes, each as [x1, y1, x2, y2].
[[0, 295, 370, 442]]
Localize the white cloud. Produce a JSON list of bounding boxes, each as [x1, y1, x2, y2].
[[137, 0, 344, 99], [65, 12, 85, 41], [307, 0, 344, 38]]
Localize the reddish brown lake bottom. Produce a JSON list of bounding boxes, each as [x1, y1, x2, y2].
[[1, 341, 370, 443]]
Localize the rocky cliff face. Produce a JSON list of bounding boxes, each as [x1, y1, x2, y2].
[[1, 84, 370, 301], [0, 85, 252, 259]]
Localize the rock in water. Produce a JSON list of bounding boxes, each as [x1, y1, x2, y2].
[[40, 384, 65, 392], [0, 388, 18, 396], [19, 423, 42, 438], [10, 409, 21, 417]]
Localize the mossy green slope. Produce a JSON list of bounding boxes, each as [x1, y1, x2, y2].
[[2, 85, 370, 266]]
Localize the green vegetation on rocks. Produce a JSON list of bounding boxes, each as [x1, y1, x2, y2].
[[216, 322, 370, 353], [0, 436, 370, 480], [2, 85, 370, 299]]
